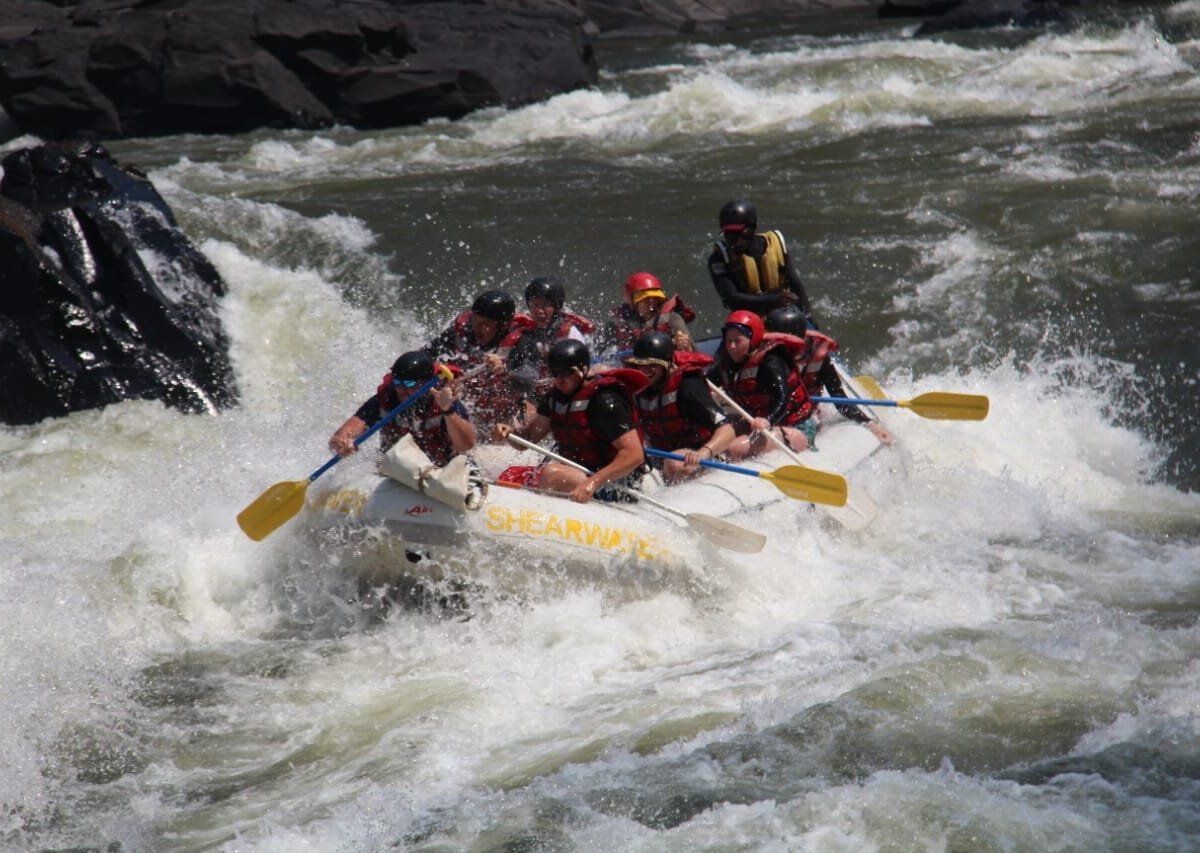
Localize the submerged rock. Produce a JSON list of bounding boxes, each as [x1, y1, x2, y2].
[[0, 142, 237, 425]]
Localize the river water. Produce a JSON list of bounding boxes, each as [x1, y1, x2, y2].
[[3, 5, 1200, 850]]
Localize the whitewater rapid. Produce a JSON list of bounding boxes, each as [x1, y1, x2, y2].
[[3, 5, 1199, 848]]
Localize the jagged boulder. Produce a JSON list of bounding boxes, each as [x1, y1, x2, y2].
[[0, 0, 599, 139], [0, 142, 237, 424]]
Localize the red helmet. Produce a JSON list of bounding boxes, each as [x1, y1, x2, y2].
[[722, 309, 764, 348], [623, 271, 664, 305]]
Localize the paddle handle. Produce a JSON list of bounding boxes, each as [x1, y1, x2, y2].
[[506, 432, 587, 473], [307, 373, 443, 482], [811, 395, 898, 409], [644, 447, 761, 479], [828, 354, 882, 423], [705, 379, 804, 462], [506, 433, 685, 522]]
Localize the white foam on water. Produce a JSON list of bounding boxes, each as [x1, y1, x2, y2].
[[99, 16, 1195, 195], [2, 13, 1198, 851], [124, 347, 1190, 850]]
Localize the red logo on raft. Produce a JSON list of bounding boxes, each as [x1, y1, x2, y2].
[[405, 505, 434, 516]]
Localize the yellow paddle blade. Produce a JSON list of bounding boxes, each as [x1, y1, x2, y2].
[[236, 479, 311, 541], [760, 465, 848, 507], [852, 378, 989, 420], [854, 375, 888, 400], [903, 391, 990, 421]]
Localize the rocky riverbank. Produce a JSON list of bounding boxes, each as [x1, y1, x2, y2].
[[0, 0, 1079, 426], [0, 0, 1000, 141]]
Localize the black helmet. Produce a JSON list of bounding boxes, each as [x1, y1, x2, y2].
[[718, 199, 757, 233], [471, 289, 515, 324], [765, 304, 808, 338], [626, 330, 675, 370], [525, 276, 565, 310], [547, 338, 589, 376], [391, 350, 435, 384]]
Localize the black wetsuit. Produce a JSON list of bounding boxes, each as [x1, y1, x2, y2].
[[814, 361, 871, 424], [707, 347, 796, 429], [707, 232, 813, 318]]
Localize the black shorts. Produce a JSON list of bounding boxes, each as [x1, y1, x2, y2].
[[594, 465, 646, 503]]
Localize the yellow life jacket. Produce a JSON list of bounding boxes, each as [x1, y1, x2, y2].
[[739, 230, 787, 294]]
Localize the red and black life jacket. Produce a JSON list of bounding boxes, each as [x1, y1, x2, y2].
[[662, 294, 696, 324], [496, 310, 594, 357], [716, 335, 814, 425], [796, 330, 838, 394], [458, 369, 520, 430], [438, 310, 522, 428], [548, 369, 646, 470], [635, 351, 715, 449], [606, 305, 648, 353], [606, 296, 695, 352], [493, 313, 535, 359], [495, 311, 594, 387], [450, 310, 478, 352], [374, 372, 457, 466]]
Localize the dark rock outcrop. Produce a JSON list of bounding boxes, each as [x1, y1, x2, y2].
[[0, 142, 237, 425], [0, 0, 600, 140], [877, 0, 963, 16], [0, 0, 887, 141], [879, 0, 1067, 32], [0, 0, 1086, 141], [914, 0, 1065, 34]]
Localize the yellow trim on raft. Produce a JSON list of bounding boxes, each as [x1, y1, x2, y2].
[[317, 489, 676, 564], [485, 505, 672, 562]]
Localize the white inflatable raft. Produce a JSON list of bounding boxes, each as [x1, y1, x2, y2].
[[304, 413, 889, 596]]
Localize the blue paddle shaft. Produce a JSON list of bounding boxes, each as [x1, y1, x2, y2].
[[811, 396, 897, 408], [644, 447, 763, 478], [590, 348, 632, 364], [307, 374, 441, 482]]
